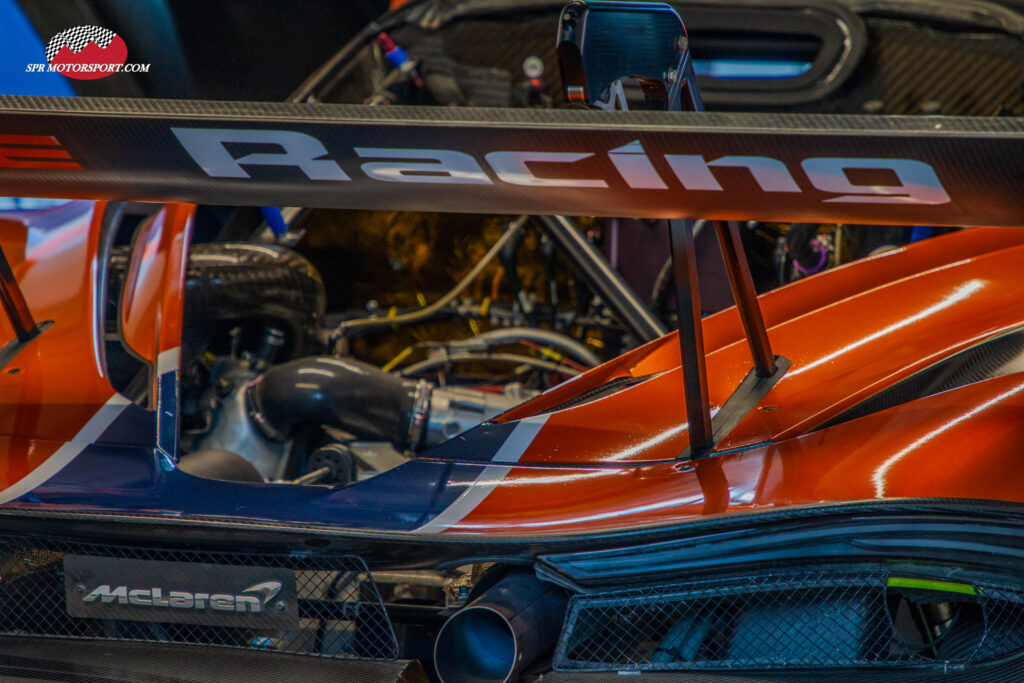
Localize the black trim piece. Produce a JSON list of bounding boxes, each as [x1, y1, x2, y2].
[[678, 356, 790, 460], [538, 374, 650, 414], [820, 327, 1024, 430], [0, 500, 1022, 570], [0, 636, 422, 683], [670, 218, 714, 456], [537, 514, 1024, 591], [0, 320, 51, 374], [541, 651, 1024, 682]]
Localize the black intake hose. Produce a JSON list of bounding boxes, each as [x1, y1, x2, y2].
[[246, 357, 423, 449]]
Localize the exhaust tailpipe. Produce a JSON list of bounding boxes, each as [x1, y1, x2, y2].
[[434, 570, 568, 683]]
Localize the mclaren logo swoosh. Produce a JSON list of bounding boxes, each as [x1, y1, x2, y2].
[[241, 580, 282, 606]]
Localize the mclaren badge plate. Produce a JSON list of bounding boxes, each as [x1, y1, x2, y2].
[[64, 554, 298, 630]]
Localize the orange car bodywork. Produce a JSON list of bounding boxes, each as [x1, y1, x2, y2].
[[0, 201, 1020, 539], [0, 200, 190, 497], [450, 227, 1024, 534]]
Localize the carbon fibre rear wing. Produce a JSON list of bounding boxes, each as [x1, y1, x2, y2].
[[0, 96, 1022, 227], [0, 92, 1021, 456]]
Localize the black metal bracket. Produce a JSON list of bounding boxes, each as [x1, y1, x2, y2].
[[0, 242, 51, 373], [554, 0, 786, 457], [537, 214, 666, 344]]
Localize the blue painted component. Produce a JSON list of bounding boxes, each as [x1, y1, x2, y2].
[[910, 226, 934, 243], [0, 198, 74, 211], [692, 59, 812, 79], [22, 443, 487, 532], [158, 369, 177, 456], [0, 0, 75, 96], [383, 45, 411, 71], [259, 206, 289, 236], [415, 421, 517, 462], [97, 403, 157, 447]]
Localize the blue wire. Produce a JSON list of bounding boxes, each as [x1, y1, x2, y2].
[[260, 206, 289, 237]]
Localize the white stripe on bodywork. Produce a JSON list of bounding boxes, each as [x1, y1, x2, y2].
[[414, 414, 549, 533], [0, 393, 130, 505], [157, 347, 180, 377]]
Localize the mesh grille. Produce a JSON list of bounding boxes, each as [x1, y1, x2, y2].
[[0, 536, 397, 661], [555, 567, 1024, 671]]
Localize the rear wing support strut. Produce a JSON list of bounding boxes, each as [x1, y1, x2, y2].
[[669, 218, 714, 453], [717, 220, 776, 379]]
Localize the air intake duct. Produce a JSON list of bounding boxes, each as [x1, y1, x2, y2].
[[246, 357, 426, 450]]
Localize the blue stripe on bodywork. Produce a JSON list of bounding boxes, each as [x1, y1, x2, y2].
[[417, 421, 517, 462], [97, 402, 156, 447], [10, 391, 525, 531], [18, 442, 490, 532]]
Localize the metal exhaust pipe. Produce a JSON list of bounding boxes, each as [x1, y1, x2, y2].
[[434, 570, 568, 683]]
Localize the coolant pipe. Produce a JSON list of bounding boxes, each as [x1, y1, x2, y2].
[[434, 570, 568, 683], [246, 357, 426, 449]]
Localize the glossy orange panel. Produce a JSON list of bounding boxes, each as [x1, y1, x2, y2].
[[500, 230, 1024, 464], [120, 211, 165, 366], [500, 229, 1024, 425], [449, 373, 1024, 535], [702, 227, 1024, 352], [716, 243, 1024, 447], [0, 201, 119, 441], [157, 204, 193, 359], [120, 203, 194, 390]]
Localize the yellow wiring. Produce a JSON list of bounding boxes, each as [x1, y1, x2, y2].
[[469, 319, 481, 336], [416, 291, 427, 306], [586, 336, 605, 349], [381, 346, 414, 372], [538, 347, 564, 362], [480, 297, 491, 317], [388, 306, 398, 330]]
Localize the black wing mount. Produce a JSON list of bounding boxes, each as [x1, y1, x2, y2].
[[557, 0, 783, 457]]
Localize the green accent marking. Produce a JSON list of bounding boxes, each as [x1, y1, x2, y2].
[[887, 577, 976, 596]]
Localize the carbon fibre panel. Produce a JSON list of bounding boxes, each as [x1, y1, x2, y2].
[[0, 97, 1023, 225]]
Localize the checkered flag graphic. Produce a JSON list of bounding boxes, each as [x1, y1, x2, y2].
[[46, 26, 118, 63]]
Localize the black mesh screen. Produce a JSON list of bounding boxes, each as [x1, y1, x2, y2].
[[0, 536, 397, 661], [555, 566, 1024, 671]]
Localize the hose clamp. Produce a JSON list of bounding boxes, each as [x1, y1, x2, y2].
[[407, 380, 432, 451], [245, 381, 288, 442]]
